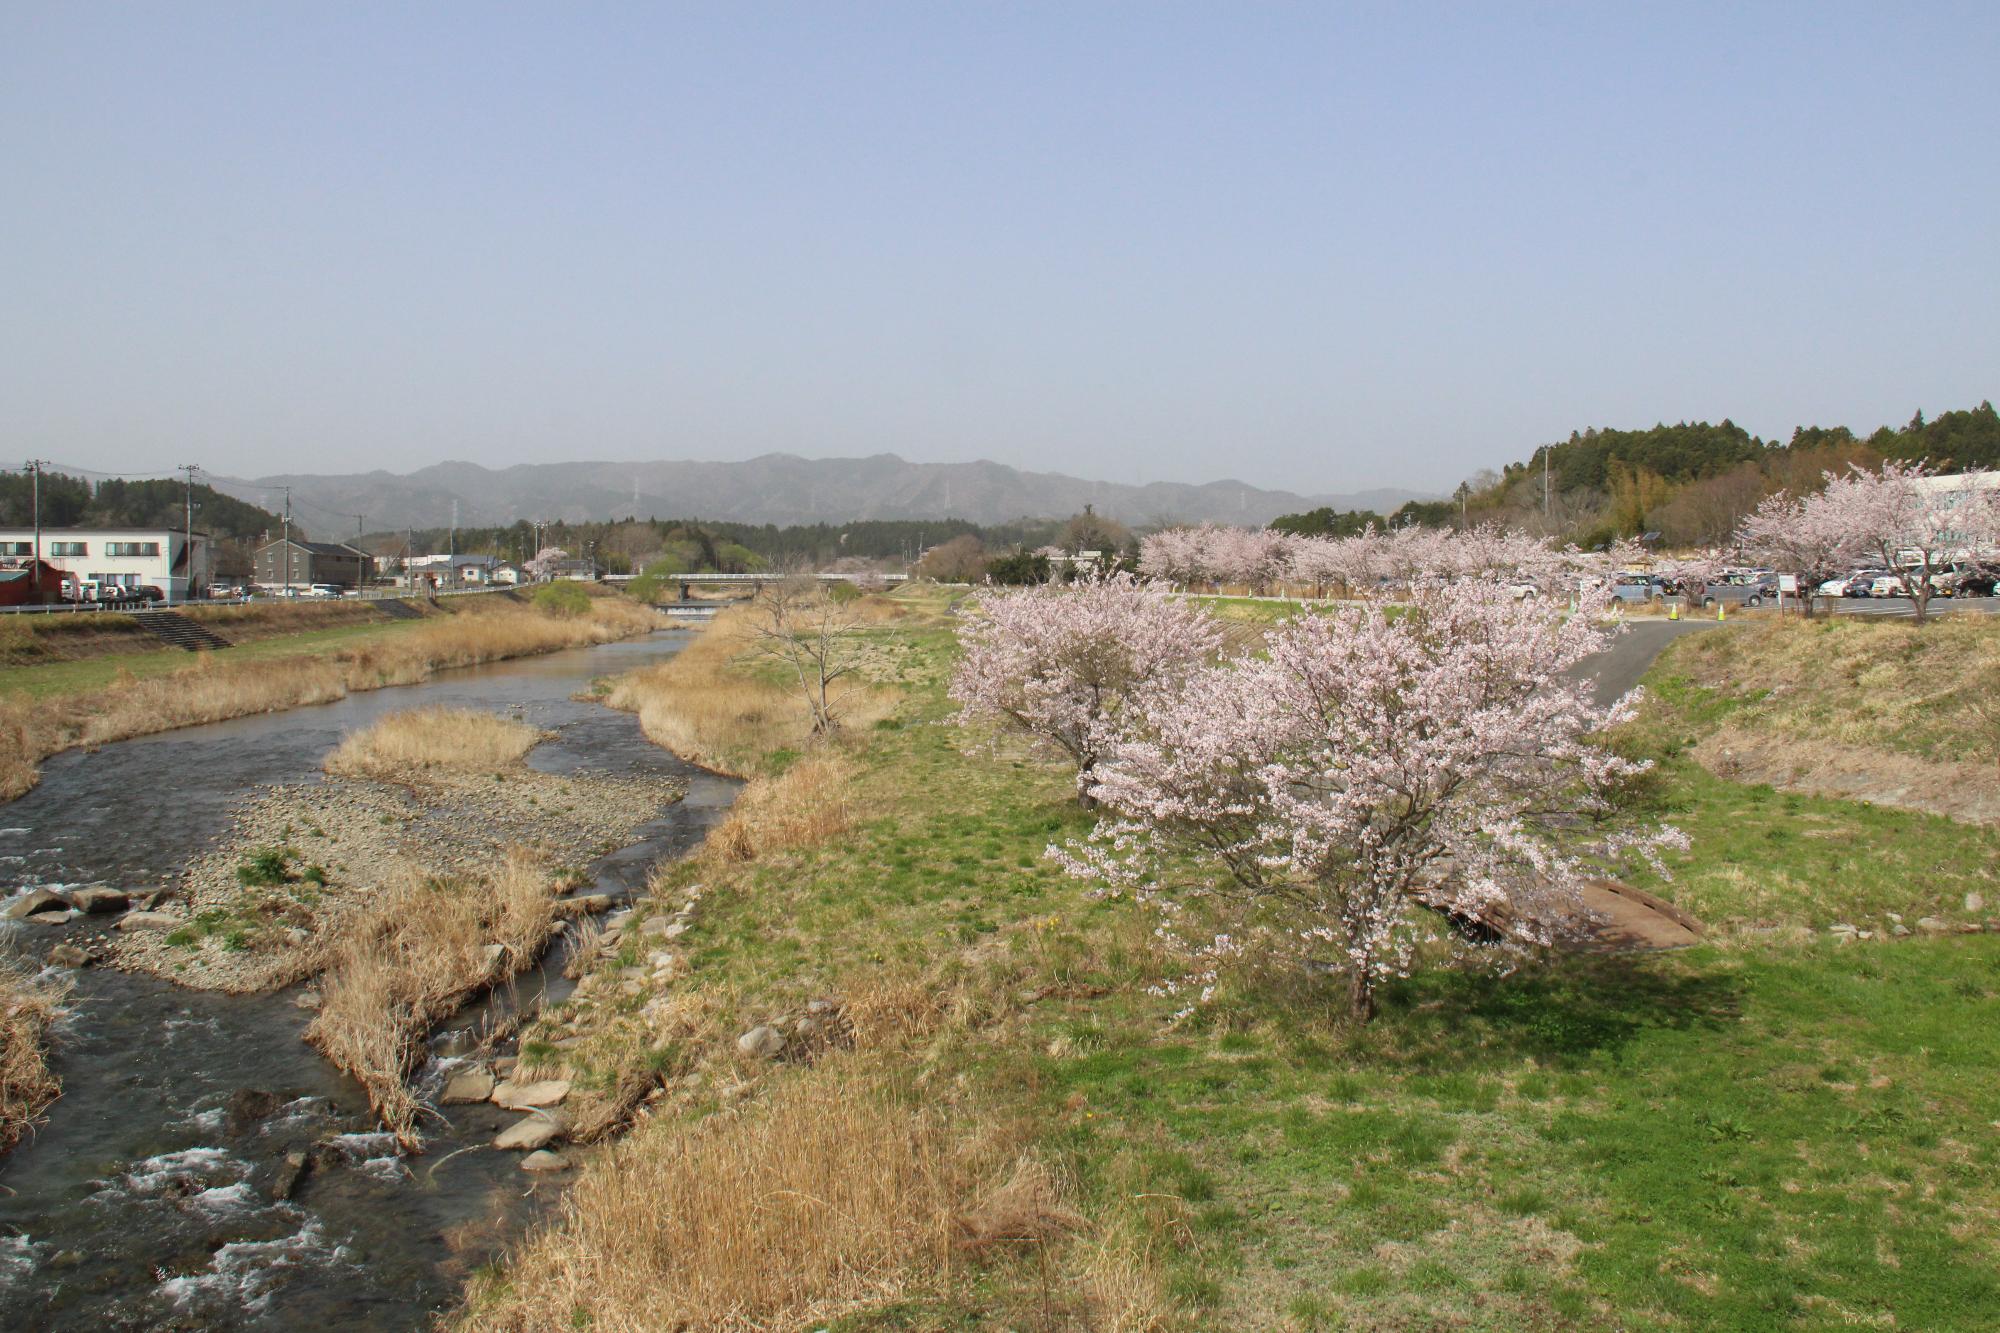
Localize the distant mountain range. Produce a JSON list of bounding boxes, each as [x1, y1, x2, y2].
[[208, 454, 1431, 531]]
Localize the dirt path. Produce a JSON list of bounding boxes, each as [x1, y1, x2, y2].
[[1568, 879, 1704, 952]]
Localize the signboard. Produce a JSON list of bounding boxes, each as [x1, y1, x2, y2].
[[1777, 574, 1799, 592]]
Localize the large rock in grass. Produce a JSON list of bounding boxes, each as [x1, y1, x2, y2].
[[736, 1025, 786, 1060], [491, 1079, 570, 1110], [494, 1110, 566, 1151]]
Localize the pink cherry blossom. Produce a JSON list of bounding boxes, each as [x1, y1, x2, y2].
[[949, 572, 1225, 805], [1053, 578, 1682, 1021]]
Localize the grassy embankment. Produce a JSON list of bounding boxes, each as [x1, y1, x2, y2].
[[0, 590, 662, 800], [466, 595, 2000, 1331]]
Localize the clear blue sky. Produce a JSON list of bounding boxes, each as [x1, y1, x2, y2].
[[4, 3, 1995, 495]]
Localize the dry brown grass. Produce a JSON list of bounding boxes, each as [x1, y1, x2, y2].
[[0, 958, 68, 1154], [469, 1064, 963, 1331], [706, 750, 855, 862], [0, 597, 660, 801], [606, 606, 893, 777], [323, 706, 543, 780], [1666, 616, 2000, 822], [305, 851, 560, 1143]]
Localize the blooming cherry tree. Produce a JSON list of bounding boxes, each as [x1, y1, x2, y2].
[[1815, 462, 1997, 623], [950, 573, 1224, 806], [1056, 579, 1682, 1021], [524, 546, 568, 581]]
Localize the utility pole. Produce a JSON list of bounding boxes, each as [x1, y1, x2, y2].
[[356, 513, 366, 596], [449, 499, 458, 591], [281, 486, 294, 590], [1543, 448, 1551, 523], [178, 463, 198, 603], [25, 459, 47, 603]]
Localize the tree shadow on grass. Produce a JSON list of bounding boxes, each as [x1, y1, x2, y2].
[[1359, 953, 1745, 1071]]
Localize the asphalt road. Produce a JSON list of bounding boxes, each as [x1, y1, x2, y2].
[[1573, 617, 1720, 707]]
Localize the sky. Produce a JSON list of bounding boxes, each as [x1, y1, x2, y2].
[[3, 3, 1996, 496]]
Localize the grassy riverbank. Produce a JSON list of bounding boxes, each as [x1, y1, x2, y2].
[[465, 594, 2000, 1331], [0, 591, 662, 800]]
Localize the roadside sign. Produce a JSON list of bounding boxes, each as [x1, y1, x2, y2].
[[1777, 574, 1798, 592]]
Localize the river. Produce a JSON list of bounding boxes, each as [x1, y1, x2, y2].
[[0, 632, 732, 1331]]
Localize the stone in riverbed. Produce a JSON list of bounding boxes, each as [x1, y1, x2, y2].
[[519, 1150, 570, 1172], [441, 1068, 496, 1105], [48, 943, 92, 968], [5, 889, 70, 920], [491, 1078, 570, 1110], [494, 1110, 565, 1151], [556, 894, 613, 917], [268, 1150, 312, 1201], [118, 911, 184, 931], [69, 887, 129, 914]]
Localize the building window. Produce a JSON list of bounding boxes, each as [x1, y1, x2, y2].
[[0, 542, 28, 557], [106, 541, 161, 557], [50, 542, 87, 557]]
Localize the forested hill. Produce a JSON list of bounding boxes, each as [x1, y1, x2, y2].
[[1269, 402, 1999, 549], [0, 471, 284, 543]]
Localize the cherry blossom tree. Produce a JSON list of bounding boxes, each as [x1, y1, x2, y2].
[[524, 546, 568, 581], [1815, 462, 1998, 624], [950, 573, 1224, 806], [1055, 579, 1682, 1021]]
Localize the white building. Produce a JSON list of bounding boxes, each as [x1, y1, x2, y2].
[[0, 526, 214, 601], [1910, 470, 2000, 560]]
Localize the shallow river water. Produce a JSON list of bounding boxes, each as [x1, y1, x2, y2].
[[0, 633, 733, 1331]]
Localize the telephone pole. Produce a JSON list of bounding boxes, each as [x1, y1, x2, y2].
[[25, 460, 48, 602], [281, 486, 294, 590], [449, 499, 458, 591], [178, 463, 199, 604]]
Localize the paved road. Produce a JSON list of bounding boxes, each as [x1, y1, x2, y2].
[[1573, 617, 1720, 706]]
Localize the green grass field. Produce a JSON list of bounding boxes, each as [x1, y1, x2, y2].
[[555, 602, 2000, 1329], [0, 616, 434, 699]]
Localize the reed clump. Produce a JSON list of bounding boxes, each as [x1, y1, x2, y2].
[[324, 706, 543, 780], [0, 596, 660, 801], [0, 958, 68, 1153], [305, 851, 560, 1143], [706, 750, 855, 862]]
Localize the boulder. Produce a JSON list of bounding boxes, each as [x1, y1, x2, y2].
[[441, 1068, 497, 1105], [639, 917, 675, 939], [556, 895, 613, 917], [118, 911, 184, 931], [25, 909, 75, 926], [736, 1025, 786, 1060], [47, 943, 92, 968], [5, 889, 71, 921], [491, 1078, 571, 1111], [294, 990, 324, 1011], [481, 943, 507, 968], [69, 887, 129, 915], [494, 1110, 565, 1151], [1967, 892, 1986, 913], [519, 1150, 570, 1172], [1915, 916, 1951, 935], [268, 1150, 312, 1202]]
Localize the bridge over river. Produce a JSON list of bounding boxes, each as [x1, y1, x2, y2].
[[603, 570, 909, 618]]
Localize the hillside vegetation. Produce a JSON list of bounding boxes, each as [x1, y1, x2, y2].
[[464, 594, 2000, 1331]]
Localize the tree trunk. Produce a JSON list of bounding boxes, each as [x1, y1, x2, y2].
[[1348, 969, 1377, 1023]]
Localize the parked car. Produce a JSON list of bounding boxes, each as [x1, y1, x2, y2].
[[1866, 574, 1909, 598], [131, 584, 163, 603], [305, 583, 343, 599], [1608, 576, 1665, 603]]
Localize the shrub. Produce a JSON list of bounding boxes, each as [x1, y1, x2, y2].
[[532, 581, 594, 617]]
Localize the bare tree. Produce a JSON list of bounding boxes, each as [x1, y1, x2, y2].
[[741, 574, 864, 735]]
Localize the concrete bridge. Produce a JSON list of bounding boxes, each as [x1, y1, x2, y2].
[[607, 570, 908, 604]]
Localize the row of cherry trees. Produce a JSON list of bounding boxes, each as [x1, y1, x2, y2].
[[1140, 521, 1598, 597], [1736, 461, 1999, 623], [950, 573, 1681, 1021]]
